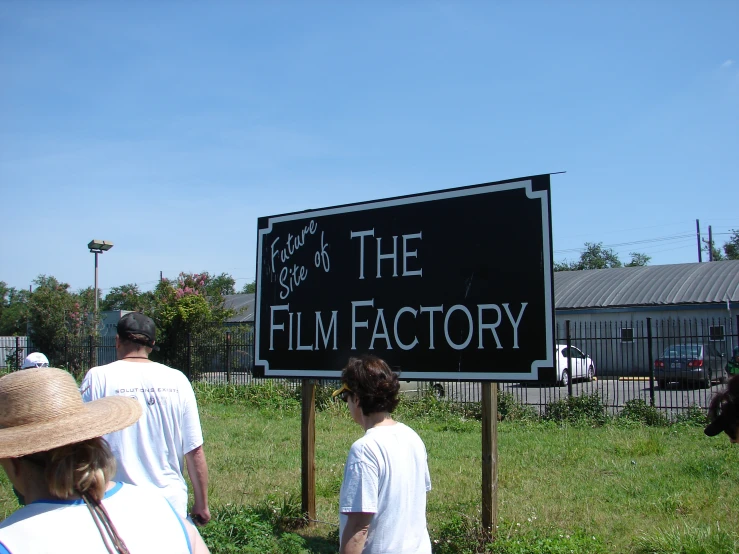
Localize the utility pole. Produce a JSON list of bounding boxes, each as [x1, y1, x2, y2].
[[708, 226, 713, 262], [696, 219, 702, 263]]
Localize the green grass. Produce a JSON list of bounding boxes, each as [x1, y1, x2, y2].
[[188, 388, 738, 553], [1, 385, 737, 553]]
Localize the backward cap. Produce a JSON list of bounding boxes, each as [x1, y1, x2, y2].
[[117, 312, 158, 350]]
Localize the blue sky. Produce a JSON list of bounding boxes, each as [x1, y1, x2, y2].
[[1, 1, 737, 294]]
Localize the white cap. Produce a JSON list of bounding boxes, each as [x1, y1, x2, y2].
[[21, 352, 50, 369]]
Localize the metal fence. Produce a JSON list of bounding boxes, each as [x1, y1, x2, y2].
[[491, 315, 738, 417], [10, 315, 738, 416]]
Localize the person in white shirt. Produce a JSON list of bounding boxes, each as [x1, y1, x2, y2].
[[333, 355, 432, 554], [80, 312, 210, 525], [0, 366, 209, 554]]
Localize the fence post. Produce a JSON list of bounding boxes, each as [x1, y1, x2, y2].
[[566, 320, 573, 398], [647, 318, 655, 407], [88, 334, 94, 369], [15, 336, 21, 370], [226, 331, 232, 385], [65, 335, 69, 368], [186, 332, 192, 381]]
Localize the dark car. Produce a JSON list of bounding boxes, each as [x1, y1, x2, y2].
[[654, 343, 726, 388]]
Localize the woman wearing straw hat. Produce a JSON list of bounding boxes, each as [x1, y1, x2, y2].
[[0, 367, 210, 554]]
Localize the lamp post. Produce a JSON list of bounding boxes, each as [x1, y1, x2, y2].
[[88, 240, 114, 325]]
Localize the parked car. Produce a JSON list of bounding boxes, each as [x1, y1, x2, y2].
[[398, 380, 446, 398], [654, 343, 725, 388], [555, 343, 596, 386]]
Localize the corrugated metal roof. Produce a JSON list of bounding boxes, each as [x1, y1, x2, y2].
[[554, 260, 739, 309], [224, 294, 255, 322]]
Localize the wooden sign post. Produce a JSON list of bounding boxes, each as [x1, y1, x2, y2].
[[481, 382, 498, 537], [301, 380, 316, 525]]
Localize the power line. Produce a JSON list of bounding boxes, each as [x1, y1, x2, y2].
[[554, 231, 734, 255]]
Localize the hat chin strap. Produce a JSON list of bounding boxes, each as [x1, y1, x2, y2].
[[80, 491, 130, 554]]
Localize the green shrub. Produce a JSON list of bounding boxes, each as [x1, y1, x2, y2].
[[396, 394, 482, 422], [254, 492, 305, 530], [674, 404, 708, 426], [486, 529, 608, 554], [543, 393, 608, 426], [618, 399, 669, 426], [497, 391, 538, 422], [433, 512, 486, 554], [199, 504, 310, 554], [432, 514, 608, 554], [194, 381, 301, 411]]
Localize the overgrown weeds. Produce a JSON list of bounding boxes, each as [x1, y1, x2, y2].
[[633, 523, 738, 554], [542, 393, 608, 425], [198, 504, 311, 554], [617, 399, 669, 426]]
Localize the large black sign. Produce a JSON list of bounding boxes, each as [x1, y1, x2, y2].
[[255, 175, 555, 380]]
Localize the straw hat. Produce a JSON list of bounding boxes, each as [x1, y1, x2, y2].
[[0, 367, 142, 458]]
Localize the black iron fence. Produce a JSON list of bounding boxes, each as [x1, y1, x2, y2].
[[494, 315, 739, 417], [10, 315, 738, 416]]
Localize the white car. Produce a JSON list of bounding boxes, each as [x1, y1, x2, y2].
[[555, 344, 596, 386]]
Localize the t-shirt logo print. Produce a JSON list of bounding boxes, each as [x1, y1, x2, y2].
[[147, 396, 156, 406]]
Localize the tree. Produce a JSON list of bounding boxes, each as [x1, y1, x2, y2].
[[240, 280, 256, 294], [102, 284, 154, 312], [150, 272, 234, 371], [554, 242, 650, 272], [722, 229, 739, 260], [204, 272, 236, 297], [625, 252, 652, 267], [26, 275, 95, 366], [702, 237, 725, 261], [0, 282, 29, 336]]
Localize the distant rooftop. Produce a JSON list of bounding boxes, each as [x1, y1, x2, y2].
[[554, 260, 739, 310], [224, 293, 255, 322]]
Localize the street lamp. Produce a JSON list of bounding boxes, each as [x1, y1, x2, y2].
[[88, 240, 114, 324]]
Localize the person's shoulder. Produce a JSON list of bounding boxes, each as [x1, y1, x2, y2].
[[348, 434, 374, 459], [88, 360, 128, 373], [0, 503, 50, 529], [395, 421, 425, 441]]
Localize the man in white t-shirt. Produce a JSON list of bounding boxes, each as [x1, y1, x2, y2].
[[80, 312, 211, 525]]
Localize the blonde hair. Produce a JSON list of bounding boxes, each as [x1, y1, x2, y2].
[[24, 437, 117, 502]]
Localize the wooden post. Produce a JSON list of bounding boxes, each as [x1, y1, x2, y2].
[[301, 380, 316, 526], [481, 382, 498, 538]]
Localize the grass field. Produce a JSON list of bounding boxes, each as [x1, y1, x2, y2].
[[1, 383, 737, 553]]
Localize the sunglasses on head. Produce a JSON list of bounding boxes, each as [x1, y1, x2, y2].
[[332, 383, 352, 403]]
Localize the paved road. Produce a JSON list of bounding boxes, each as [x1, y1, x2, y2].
[[437, 378, 723, 415]]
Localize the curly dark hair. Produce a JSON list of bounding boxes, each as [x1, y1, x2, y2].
[[341, 355, 400, 416]]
